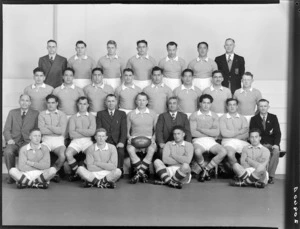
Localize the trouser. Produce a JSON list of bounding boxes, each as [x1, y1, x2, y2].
[[107, 139, 125, 169], [3, 143, 26, 177], [264, 143, 280, 177]]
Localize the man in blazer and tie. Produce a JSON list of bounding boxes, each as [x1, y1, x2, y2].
[[215, 38, 245, 95], [38, 40, 67, 88], [96, 94, 127, 175], [156, 96, 192, 160], [249, 99, 281, 184], [3, 94, 39, 184]]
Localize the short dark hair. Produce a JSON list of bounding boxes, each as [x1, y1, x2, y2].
[[199, 94, 214, 103], [107, 40, 117, 47], [243, 72, 254, 78], [33, 67, 45, 75], [197, 42, 208, 49], [168, 96, 179, 103], [166, 41, 178, 48], [95, 128, 107, 136], [20, 94, 31, 101], [226, 98, 238, 105], [106, 94, 117, 100], [151, 66, 162, 75], [63, 67, 75, 75], [258, 98, 270, 104], [77, 96, 89, 104], [249, 128, 262, 136], [47, 39, 57, 45], [137, 40, 148, 46], [123, 68, 134, 75], [76, 40, 87, 47], [225, 38, 235, 43], [181, 69, 194, 77], [212, 70, 223, 77], [46, 94, 59, 103], [30, 128, 41, 135], [92, 68, 103, 74], [172, 125, 186, 134], [135, 92, 149, 101]]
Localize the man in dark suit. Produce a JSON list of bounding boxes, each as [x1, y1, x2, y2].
[[156, 96, 192, 160], [215, 38, 245, 94], [38, 40, 67, 88], [249, 99, 281, 184], [96, 94, 127, 175], [3, 94, 39, 184]]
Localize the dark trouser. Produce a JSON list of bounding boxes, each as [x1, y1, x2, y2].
[[264, 144, 280, 177], [116, 147, 125, 170], [3, 144, 20, 178]]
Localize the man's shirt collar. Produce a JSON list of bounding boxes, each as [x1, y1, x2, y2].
[[226, 53, 235, 61], [240, 87, 253, 93], [61, 84, 75, 89], [32, 83, 46, 89], [74, 55, 88, 60], [27, 143, 42, 150], [95, 143, 109, 151], [169, 111, 178, 117], [92, 83, 105, 89], [172, 141, 185, 146], [226, 113, 240, 119], [136, 54, 149, 59], [248, 144, 263, 149], [46, 109, 59, 114], [151, 83, 164, 88], [122, 84, 135, 90], [76, 112, 89, 117], [166, 56, 179, 61], [21, 109, 28, 115], [196, 57, 209, 62], [106, 54, 118, 59], [49, 54, 56, 59], [197, 110, 212, 116], [210, 85, 224, 91], [135, 108, 150, 114], [181, 84, 195, 91]]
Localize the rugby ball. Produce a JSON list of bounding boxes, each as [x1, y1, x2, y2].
[[131, 136, 151, 149]]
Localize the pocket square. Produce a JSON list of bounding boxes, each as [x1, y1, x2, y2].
[[235, 68, 239, 74]]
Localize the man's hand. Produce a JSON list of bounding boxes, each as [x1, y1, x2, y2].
[[7, 139, 15, 145], [151, 137, 156, 145], [116, 143, 124, 148], [272, 145, 280, 150], [159, 143, 165, 149], [127, 136, 133, 144]]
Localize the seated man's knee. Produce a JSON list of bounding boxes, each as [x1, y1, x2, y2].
[[194, 147, 204, 156], [256, 164, 266, 174], [219, 147, 227, 158], [49, 167, 57, 175], [153, 159, 163, 168], [8, 167, 18, 176], [181, 163, 191, 174], [114, 168, 122, 177], [65, 148, 75, 160]]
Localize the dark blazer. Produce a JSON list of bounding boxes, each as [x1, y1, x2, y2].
[[215, 53, 245, 95], [38, 54, 68, 88], [156, 111, 192, 144], [3, 108, 39, 147], [96, 109, 127, 145], [249, 113, 281, 146]]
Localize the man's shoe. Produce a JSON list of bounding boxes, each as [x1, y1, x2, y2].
[[153, 180, 165, 185], [168, 179, 182, 189], [51, 174, 61, 183], [230, 180, 247, 187], [83, 181, 94, 188], [141, 173, 148, 183], [130, 174, 140, 184], [97, 181, 116, 189], [68, 174, 81, 182], [31, 182, 49, 189], [6, 177, 15, 184], [205, 170, 211, 181], [198, 169, 209, 182], [268, 177, 274, 184], [17, 182, 27, 189], [253, 181, 266, 189]]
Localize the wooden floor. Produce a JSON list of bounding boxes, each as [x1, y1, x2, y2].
[[2, 174, 284, 228]]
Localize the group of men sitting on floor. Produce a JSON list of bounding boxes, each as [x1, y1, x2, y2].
[[2, 38, 281, 190]]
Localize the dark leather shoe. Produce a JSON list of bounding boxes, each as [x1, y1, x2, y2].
[[230, 180, 247, 187], [253, 181, 266, 188], [51, 174, 61, 183], [268, 177, 274, 184], [198, 170, 208, 182], [6, 177, 15, 184]]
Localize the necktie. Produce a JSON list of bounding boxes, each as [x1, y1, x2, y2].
[[171, 113, 176, 121], [227, 54, 232, 70], [22, 111, 26, 120], [49, 56, 54, 65], [262, 115, 266, 130], [110, 111, 113, 119]]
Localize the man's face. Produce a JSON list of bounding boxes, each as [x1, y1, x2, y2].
[[92, 70, 103, 84], [47, 42, 57, 55], [242, 75, 253, 88], [200, 98, 212, 112], [198, 44, 208, 57], [123, 71, 134, 84], [107, 44, 116, 56], [249, 132, 261, 146], [76, 43, 86, 56], [63, 70, 74, 85], [224, 40, 235, 53], [152, 70, 163, 85], [136, 95, 148, 109], [227, 100, 238, 113], [33, 71, 45, 85], [30, 130, 42, 145], [173, 129, 185, 143], [95, 131, 108, 145], [137, 42, 148, 56], [168, 99, 178, 112], [258, 101, 269, 114], [182, 72, 193, 86], [19, 95, 31, 110], [47, 98, 58, 111], [167, 45, 177, 58], [212, 73, 223, 86], [106, 96, 117, 110], [77, 99, 89, 113]]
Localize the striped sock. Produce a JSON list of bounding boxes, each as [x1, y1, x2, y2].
[[132, 160, 141, 173], [92, 178, 100, 185], [197, 160, 205, 170], [156, 168, 171, 184], [173, 169, 187, 182], [69, 159, 78, 173], [239, 171, 248, 181], [137, 159, 150, 176], [245, 173, 259, 185], [19, 174, 34, 186], [96, 176, 109, 186], [205, 159, 217, 171], [35, 173, 47, 184]]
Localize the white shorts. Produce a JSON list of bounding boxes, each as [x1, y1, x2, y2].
[[42, 135, 65, 151], [222, 138, 250, 153], [73, 79, 92, 89], [66, 115, 72, 120], [167, 165, 191, 184], [217, 113, 224, 117], [103, 78, 121, 90], [193, 78, 212, 91], [90, 112, 97, 116], [245, 167, 269, 185], [69, 137, 93, 153], [119, 108, 132, 115], [186, 113, 192, 119], [163, 78, 181, 91], [92, 170, 111, 180], [193, 137, 218, 152], [133, 80, 151, 90], [24, 170, 49, 184], [244, 115, 253, 124]]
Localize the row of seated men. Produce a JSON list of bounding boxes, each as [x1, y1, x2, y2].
[[3, 91, 281, 189], [39, 38, 244, 95]]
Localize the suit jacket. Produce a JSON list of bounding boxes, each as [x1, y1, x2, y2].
[[3, 108, 39, 147], [156, 111, 192, 144], [96, 109, 127, 145], [249, 113, 281, 146], [215, 53, 245, 95], [38, 54, 68, 88]]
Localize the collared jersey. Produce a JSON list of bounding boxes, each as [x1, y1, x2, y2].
[[241, 144, 270, 167], [38, 109, 67, 136], [190, 110, 219, 137], [68, 55, 96, 79], [188, 57, 218, 79], [219, 113, 248, 138], [115, 84, 142, 110], [68, 112, 96, 139], [126, 55, 156, 81], [173, 85, 202, 113], [97, 55, 125, 79], [158, 56, 186, 79]]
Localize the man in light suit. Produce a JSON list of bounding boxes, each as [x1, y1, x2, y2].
[[3, 94, 39, 184], [96, 94, 127, 175], [156, 96, 192, 160], [215, 38, 245, 95], [38, 40, 68, 88]]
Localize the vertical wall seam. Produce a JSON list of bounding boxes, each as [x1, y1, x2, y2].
[[53, 5, 57, 41]]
